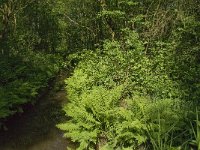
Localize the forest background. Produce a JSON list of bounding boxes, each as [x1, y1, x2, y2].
[[0, 0, 200, 149]]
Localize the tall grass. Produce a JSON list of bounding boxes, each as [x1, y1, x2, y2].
[[190, 108, 200, 150]]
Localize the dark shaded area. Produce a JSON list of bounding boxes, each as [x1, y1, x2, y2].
[[0, 73, 74, 150]]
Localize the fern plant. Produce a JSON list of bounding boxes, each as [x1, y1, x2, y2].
[[57, 85, 148, 150]]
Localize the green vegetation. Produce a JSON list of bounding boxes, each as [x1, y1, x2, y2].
[[0, 0, 66, 123], [0, 0, 200, 150], [57, 0, 200, 149]]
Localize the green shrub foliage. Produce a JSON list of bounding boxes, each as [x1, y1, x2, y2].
[[58, 30, 192, 149], [0, 0, 66, 124], [0, 0, 199, 149]]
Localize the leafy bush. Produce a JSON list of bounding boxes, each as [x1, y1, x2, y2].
[[58, 30, 190, 149], [67, 30, 179, 100]]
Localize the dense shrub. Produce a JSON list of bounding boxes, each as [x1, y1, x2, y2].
[[58, 31, 192, 149]]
